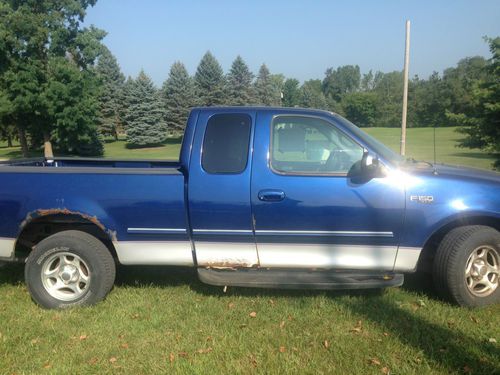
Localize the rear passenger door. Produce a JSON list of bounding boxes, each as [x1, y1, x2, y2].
[[188, 111, 259, 268]]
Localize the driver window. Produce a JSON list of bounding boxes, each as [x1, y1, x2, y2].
[[271, 116, 364, 174]]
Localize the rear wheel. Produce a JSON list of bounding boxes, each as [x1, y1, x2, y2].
[[433, 225, 499, 307], [25, 230, 115, 309]]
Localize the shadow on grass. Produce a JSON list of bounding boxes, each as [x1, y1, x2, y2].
[[337, 297, 500, 374], [0, 263, 24, 285], [0, 263, 443, 300], [2, 264, 498, 372]]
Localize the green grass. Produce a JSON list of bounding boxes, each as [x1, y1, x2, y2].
[[363, 127, 496, 170], [0, 265, 499, 374], [0, 127, 496, 170]]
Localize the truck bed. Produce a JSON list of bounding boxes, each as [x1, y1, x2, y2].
[[0, 157, 181, 170]]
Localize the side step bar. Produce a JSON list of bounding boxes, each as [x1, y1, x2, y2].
[[198, 268, 404, 290]]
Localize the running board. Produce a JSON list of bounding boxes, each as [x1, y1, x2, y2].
[[198, 268, 404, 290]]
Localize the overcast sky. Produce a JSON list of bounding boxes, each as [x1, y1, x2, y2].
[[84, 0, 500, 85]]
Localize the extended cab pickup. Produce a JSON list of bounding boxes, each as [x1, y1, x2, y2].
[[0, 107, 499, 308]]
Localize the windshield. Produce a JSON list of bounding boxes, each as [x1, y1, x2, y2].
[[332, 114, 404, 166]]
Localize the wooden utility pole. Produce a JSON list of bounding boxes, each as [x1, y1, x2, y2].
[[400, 20, 410, 156]]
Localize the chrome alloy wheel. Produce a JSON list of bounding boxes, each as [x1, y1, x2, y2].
[[41, 252, 91, 301], [465, 246, 499, 297]]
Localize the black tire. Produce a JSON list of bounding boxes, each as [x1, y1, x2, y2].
[[25, 230, 115, 309], [433, 225, 500, 307]]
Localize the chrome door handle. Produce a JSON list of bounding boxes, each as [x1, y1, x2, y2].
[[258, 189, 286, 202]]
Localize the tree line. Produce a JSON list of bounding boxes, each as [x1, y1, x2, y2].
[[0, 1, 498, 166]]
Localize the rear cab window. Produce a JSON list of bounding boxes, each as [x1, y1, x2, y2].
[[202, 114, 252, 174]]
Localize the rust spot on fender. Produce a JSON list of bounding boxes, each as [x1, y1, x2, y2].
[[20, 208, 117, 241]]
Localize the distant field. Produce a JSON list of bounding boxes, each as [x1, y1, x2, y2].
[[0, 127, 497, 170], [363, 127, 496, 170]]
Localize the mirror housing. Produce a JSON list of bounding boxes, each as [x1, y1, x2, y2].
[[360, 150, 383, 177]]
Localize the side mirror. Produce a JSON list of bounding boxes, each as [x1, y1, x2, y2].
[[361, 150, 382, 176]]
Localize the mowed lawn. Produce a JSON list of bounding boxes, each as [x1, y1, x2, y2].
[[0, 126, 499, 374]]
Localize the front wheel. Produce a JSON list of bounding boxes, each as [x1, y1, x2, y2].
[[433, 225, 499, 307], [25, 230, 116, 309]]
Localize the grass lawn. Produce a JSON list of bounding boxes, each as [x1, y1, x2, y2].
[[0, 126, 499, 374], [0, 265, 499, 374], [363, 127, 496, 170]]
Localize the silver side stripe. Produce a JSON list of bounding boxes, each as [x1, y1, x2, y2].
[[0, 238, 15, 259], [114, 241, 193, 266], [113, 240, 421, 271], [193, 229, 253, 236], [255, 230, 394, 238], [394, 247, 422, 272], [127, 228, 187, 234]]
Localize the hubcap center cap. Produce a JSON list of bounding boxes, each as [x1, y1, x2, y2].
[[60, 265, 78, 284]]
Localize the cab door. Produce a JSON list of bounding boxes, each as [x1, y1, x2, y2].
[[251, 112, 405, 270], [188, 110, 259, 268]]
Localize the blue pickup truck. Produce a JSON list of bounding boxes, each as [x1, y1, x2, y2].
[[0, 107, 499, 309]]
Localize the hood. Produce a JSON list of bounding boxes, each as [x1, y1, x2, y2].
[[401, 161, 500, 185]]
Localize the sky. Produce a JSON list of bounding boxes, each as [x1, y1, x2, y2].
[[84, 0, 500, 86]]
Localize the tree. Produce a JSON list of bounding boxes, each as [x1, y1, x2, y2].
[[226, 56, 254, 105], [411, 72, 448, 128], [43, 56, 103, 156], [449, 37, 500, 168], [282, 78, 300, 107], [161, 61, 195, 134], [299, 80, 328, 109], [341, 92, 378, 127], [361, 70, 374, 91], [96, 46, 125, 140], [442, 56, 488, 118], [125, 71, 168, 147], [194, 51, 226, 106], [254, 64, 281, 106], [118, 76, 135, 132], [0, 0, 105, 157], [322, 65, 361, 101], [372, 71, 404, 127]]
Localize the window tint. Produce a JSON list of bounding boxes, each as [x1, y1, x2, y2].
[[202, 114, 251, 174], [271, 116, 364, 174]]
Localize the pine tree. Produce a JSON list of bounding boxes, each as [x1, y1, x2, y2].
[[226, 56, 254, 105], [96, 47, 125, 139], [194, 51, 227, 106], [161, 62, 195, 134], [254, 64, 281, 106], [119, 76, 135, 131], [125, 71, 168, 147]]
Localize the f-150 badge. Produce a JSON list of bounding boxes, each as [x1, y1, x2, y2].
[[410, 195, 434, 204]]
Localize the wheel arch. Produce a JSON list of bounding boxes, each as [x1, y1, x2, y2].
[[15, 211, 117, 261], [416, 213, 500, 272]]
